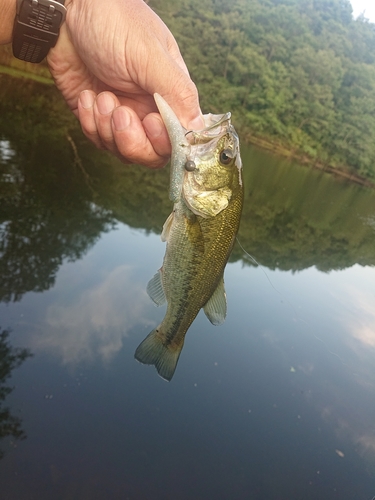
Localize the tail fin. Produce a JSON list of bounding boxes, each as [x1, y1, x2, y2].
[[134, 328, 183, 381]]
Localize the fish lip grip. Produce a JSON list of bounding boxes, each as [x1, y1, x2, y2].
[[12, 0, 67, 63]]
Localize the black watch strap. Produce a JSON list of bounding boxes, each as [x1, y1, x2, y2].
[[12, 0, 67, 63]]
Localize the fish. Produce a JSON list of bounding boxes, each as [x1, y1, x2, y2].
[[134, 93, 244, 381]]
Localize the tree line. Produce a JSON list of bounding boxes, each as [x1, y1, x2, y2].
[[150, 0, 375, 180], [1, 0, 374, 180]]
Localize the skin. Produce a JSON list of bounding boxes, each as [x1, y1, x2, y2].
[[0, 0, 204, 168]]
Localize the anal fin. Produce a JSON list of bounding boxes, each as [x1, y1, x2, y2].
[[203, 276, 227, 326], [147, 270, 166, 306]]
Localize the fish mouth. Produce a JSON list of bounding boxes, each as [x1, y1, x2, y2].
[[153, 93, 240, 200], [185, 113, 232, 145]]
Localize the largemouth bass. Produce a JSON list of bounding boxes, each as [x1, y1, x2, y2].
[[135, 94, 243, 381]]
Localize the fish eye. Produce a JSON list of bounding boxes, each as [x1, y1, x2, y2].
[[219, 149, 234, 166]]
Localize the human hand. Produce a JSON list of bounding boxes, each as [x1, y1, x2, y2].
[[47, 0, 204, 168]]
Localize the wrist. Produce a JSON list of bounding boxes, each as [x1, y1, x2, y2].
[[0, 0, 16, 44]]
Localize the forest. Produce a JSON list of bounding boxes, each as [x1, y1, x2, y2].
[[149, 0, 375, 180], [0, 0, 375, 180]]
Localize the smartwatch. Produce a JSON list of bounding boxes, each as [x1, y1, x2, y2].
[[12, 0, 67, 63]]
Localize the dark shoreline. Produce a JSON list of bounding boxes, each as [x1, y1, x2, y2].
[[245, 134, 375, 189]]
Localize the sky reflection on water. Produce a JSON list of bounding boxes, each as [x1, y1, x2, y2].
[[1, 221, 375, 499], [1, 74, 375, 497]]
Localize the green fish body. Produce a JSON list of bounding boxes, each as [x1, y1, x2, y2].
[[135, 94, 244, 381]]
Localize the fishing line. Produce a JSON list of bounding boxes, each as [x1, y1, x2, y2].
[[235, 236, 281, 295], [184, 130, 201, 172], [236, 235, 311, 328], [185, 129, 198, 145], [235, 236, 348, 367]]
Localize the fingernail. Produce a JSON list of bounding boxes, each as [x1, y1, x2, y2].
[[97, 92, 115, 115], [112, 107, 131, 131], [144, 115, 164, 139], [80, 90, 95, 109], [188, 115, 205, 130]]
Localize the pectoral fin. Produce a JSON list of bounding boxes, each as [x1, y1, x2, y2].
[[147, 270, 166, 306], [203, 277, 227, 325], [161, 211, 174, 242]]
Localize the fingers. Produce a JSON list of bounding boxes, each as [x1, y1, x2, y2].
[[112, 107, 171, 167], [77, 90, 171, 168], [136, 112, 172, 159], [144, 57, 205, 132], [120, 1, 205, 131], [78, 90, 106, 149], [94, 92, 119, 147]]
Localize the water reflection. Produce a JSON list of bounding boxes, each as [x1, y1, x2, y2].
[[0, 95, 115, 302], [1, 75, 375, 309], [0, 328, 31, 460], [236, 146, 375, 271], [251, 263, 375, 476], [35, 262, 152, 365], [1, 74, 375, 498], [0, 140, 15, 162]]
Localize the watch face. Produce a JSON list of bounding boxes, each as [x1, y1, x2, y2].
[[13, 0, 67, 63]]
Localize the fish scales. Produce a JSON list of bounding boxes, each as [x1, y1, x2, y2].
[[134, 94, 243, 381], [162, 192, 242, 344]]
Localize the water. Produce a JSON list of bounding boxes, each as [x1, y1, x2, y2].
[[1, 74, 375, 499]]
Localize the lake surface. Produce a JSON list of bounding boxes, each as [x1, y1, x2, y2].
[[1, 74, 375, 499]]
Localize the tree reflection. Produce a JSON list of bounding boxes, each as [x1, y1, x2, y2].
[[0, 158, 115, 302], [1, 73, 375, 306], [232, 147, 375, 271], [0, 328, 32, 459], [0, 76, 116, 302], [0, 74, 171, 303]]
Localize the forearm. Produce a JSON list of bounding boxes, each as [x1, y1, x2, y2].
[[0, 0, 16, 44]]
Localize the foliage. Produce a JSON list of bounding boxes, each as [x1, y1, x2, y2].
[[151, 0, 375, 179], [1, 0, 374, 178]]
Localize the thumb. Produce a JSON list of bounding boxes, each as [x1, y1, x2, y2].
[[141, 44, 205, 130]]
